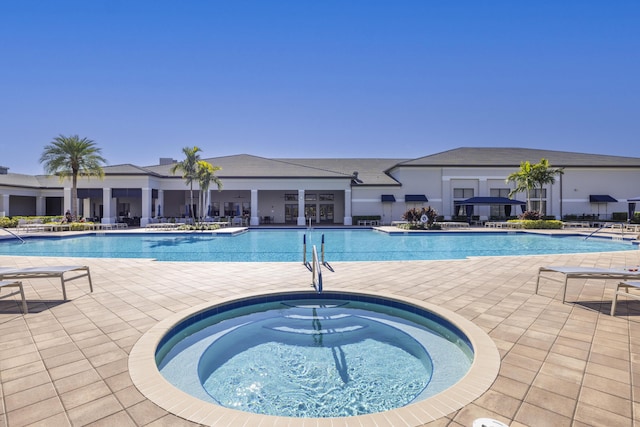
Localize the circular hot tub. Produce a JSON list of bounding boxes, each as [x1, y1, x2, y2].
[[130, 290, 500, 426]]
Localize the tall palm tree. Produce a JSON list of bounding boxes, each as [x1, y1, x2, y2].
[[532, 158, 564, 213], [196, 160, 223, 220], [531, 158, 564, 214], [506, 160, 535, 211], [40, 135, 107, 219], [170, 146, 202, 223]]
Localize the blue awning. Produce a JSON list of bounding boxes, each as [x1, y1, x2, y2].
[[405, 194, 428, 202], [381, 195, 396, 202], [589, 195, 617, 203], [454, 197, 526, 205]]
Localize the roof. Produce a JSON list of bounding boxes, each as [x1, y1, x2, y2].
[[145, 155, 405, 185], [398, 147, 640, 168]]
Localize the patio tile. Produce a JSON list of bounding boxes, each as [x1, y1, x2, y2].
[[1, 244, 639, 426]]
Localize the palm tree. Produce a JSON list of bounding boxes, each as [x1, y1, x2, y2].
[[506, 161, 535, 211], [531, 158, 564, 214], [170, 146, 202, 223], [195, 160, 223, 220], [40, 135, 107, 219]]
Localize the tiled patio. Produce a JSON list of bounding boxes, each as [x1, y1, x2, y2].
[[1, 238, 639, 426]]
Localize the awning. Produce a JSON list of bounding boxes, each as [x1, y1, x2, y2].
[[405, 194, 428, 202], [589, 195, 617, 203], [627, 196, 640, 202], [454, 197, 526, 205], [381, 195, 396, 202]]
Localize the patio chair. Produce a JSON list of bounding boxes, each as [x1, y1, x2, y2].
[[0, 280, 28, 313], [0, 265, 92, 300], [535, 266, 640, 303], [611, 281, 640, 315]]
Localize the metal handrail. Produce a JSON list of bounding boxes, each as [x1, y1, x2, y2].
[[1, 227, 25, 243], [311, 244, 323, 293]]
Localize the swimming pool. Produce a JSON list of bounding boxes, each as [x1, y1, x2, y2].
[[130, 290, 500, 425], [1, 229, 635, 262]]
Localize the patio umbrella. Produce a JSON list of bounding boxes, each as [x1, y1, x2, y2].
[[157, 205, 161, 217], [629, 202, 637, 221]]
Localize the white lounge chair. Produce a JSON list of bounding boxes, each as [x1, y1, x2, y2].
[[0, 280, 27, 313], [536, 266, 640, 303], [0, 265, 92, 300], [611, 281, 640, 315]]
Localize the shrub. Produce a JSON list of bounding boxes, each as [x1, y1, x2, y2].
[[0, 216, 18, 228], [519, 210, 542, 220], [517, 220, 563, 229], [401, 206, 439, 229]]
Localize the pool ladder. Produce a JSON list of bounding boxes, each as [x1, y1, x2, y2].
[[1, 227, 25, 243], [311, 245, 323, 293]]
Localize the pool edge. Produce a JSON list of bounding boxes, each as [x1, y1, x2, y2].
[[129, 289, 501, 427]]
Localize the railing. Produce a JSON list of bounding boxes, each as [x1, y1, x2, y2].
[[1, 227, 25, 243], [311, 244, 323, 293], [584, 222, 625, 240]]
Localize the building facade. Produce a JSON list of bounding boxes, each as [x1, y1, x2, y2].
[[1, 148, 639, 226]]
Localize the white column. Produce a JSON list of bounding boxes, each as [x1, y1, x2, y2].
[[0, 194, 9, 216], [63, 187, 72, 215], [141, 187, 152, 227], [102, 188, 114, 224], [157, 190, 164, 218], [36, 196, 46, 216], [297, 189, 306, 226], [82, 198, 91, 219], [442, 178, 452, 219], [250, 189, 259, 226], [343, 189, 352, 225]]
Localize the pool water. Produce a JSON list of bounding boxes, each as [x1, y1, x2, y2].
[[156, 297, 473, 418], [0, 229, 634, 262]]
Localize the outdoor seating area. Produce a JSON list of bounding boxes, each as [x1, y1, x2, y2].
[[611, 280, 640, 315], [535, 265, 640, 304], [484, 221, 523, 229], [0, 265, 92, 301]]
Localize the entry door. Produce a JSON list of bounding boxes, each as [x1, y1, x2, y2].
[[319, 204, 334, 223], [285, 204, 298, 224], [305, 204, 317, 223]]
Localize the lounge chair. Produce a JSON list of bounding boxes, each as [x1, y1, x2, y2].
[[0, 265, 92, 300], [0, 280, 27, 313], [611, 281, 640, 315], [535, 266, 640, 303]]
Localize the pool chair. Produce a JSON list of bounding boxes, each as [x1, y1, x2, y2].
[[0, 265, 92, 301], [611, 281, 640, 315], [0, 280, 28, 313], [535, 266, 640, 303]]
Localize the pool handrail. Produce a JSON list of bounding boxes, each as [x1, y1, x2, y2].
[[311, 244, 323, 293], [1, 227, 25, 243]]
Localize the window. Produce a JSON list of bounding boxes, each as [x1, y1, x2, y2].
[[453, 188, 474, 199], [319, 193, 334, 201], [284, 193, 298, 201], [305, 193, 317, 201], [531, 189, 546, 198], [490, 188, 510, 198], [453, 188, 474, 216]]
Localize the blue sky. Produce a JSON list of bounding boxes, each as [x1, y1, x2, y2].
[[1, 1, 639, 174]]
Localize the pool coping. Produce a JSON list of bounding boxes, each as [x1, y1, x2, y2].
[[129, 289, 501, 427]]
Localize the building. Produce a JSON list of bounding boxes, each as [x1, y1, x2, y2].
[[1, 147, 639, 226]]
